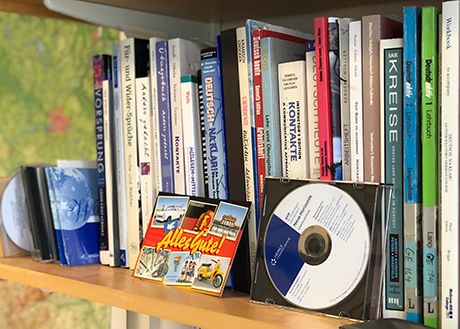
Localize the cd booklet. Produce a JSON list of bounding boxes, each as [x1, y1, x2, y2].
[[251, 178, 389, 320], [134, 193, 250, 297]]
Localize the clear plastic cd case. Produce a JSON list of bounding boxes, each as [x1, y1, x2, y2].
[[250, 178, 392, 321]]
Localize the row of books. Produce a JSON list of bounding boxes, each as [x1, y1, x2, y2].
[[92, 1, 460, 328]]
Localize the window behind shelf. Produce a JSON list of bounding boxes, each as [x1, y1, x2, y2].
[[0, 10, 119, 177]]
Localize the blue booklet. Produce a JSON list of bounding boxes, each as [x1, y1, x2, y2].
[[45, 166, 100, 266]]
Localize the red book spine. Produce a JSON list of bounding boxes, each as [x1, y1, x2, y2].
[[314, 17, 333, 180], [252, 29, 266, 205]]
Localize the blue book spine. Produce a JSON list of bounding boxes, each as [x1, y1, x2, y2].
[[156, 41, 174, 193], [403, 6, 423, 324], [383, 43, 405, 313], [245, 20, 262, 227], [46, 167, 100, 266], [92, 55, 109, 255], [201, 45, 229, 199], [45, 167, 67, 265]]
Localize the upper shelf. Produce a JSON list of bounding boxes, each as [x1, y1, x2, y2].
[[0, 257, 354, 329]]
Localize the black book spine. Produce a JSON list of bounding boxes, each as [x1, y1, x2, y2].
[[220, 28, 251, 293]]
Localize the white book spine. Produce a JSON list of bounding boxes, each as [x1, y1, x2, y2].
[[149, 37, 161, 197], [305, 49, 320, 179], [237, 26, 257, 276], [339, 18, 351, 181], [136, 77, 153, 239], [441, 3, 460, 328], [120, 38, 140, 269], [181, 77, 205, 197], [279, 60, 308, 179], [102, 78, 113, 266], [113, 45, 128, 268], [169, 39, 186, 194], [349, 20, 364, 182]]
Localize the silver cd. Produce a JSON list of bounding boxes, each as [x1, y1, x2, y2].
[[264, 183, 370, 310]]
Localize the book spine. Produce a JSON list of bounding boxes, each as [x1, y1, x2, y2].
[[403, 7, 423, 324], [261, 37, 279, 177], [305, 44, 320, 179], [349, 21, 364, 182], [168, 39, 186, 194], [112, 44, 127, 267], [120, 38, 145, 269], [181, 75, 205, 197], [421, 6, 439, 328], [44, 168, 67, 265], [237, 26, 258, 273], [197, 70, 209, 198], [339, 18, 351, 181], [93, 55, 109, 265], [441, 2, 460, 328], [136, 76, 153, 239], [102, 55, 119, 267], [149, 37, 162, 196], [251, 30, 266, 204], [314, 17, 334, 180], [328, 18, 342, 180], [279, 61, 308, 179], [200, 47, 229, 199], [362, 16, 381, 183], [381, 39, 405, 317], [156, 40, 174, 193]]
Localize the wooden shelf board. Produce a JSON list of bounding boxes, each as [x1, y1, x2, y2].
[[0, 257, 354, 329]]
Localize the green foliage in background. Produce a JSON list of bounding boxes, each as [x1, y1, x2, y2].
[[0, 11, 119, 177], [0, 10, 119, 329]]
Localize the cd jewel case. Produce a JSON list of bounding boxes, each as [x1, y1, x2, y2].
[[250, 178, 390, 321]]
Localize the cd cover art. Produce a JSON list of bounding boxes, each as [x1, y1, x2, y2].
[[251, 178, 387, 320]]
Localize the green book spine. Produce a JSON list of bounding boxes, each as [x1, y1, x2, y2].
[[421, 6, 439, 329]]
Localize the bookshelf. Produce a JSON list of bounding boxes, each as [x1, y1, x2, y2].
[[0, 257, 354, 329]]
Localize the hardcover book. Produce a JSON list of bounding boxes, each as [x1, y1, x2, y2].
[[403, 7, 423, 324], [222, 27, 256, 285], [305, 42, 321, 179], [133, 193, 250, 297], [362, 15, 402, 183]]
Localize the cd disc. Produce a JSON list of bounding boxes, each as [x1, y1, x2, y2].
[[0, 172, 33, 251], [264, 183, 370, 310]]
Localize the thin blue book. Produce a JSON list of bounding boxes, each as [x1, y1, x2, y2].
[[45, 166, 100, 266], [200, 44, 229, 199], [156, 40, 174, 193], [403, 6, 423, 324]]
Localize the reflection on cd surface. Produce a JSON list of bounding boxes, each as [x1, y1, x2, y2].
[[263, 183, 370, 310]]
